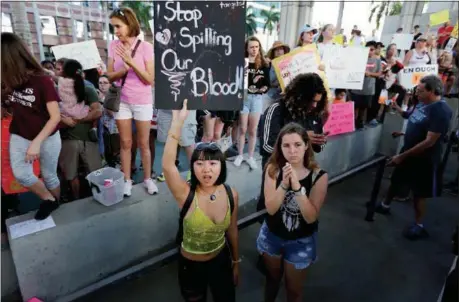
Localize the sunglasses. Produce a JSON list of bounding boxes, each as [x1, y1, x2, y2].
[[195, 142, 220, 151], [113, 8, 125, 17]]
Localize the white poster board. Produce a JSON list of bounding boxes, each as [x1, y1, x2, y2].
[[399, 64, 438, 89], [51, 40, 102, 70], [444, 38, 457, 53], [322, 45, 369, 90], [391, 33, 414, 50]]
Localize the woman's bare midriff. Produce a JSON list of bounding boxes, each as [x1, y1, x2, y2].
[[180, 245, 225, 262]]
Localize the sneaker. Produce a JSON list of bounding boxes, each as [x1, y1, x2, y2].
[[151, 171, 157, 180], [35, 200, 59, 220], [375, 203, 391, 215], [403, 224, 429, 240], [124, 179, 133, 197], [157, 173, 166, 182], [246, 157, 258, 170], [368, 119, 379, 127], [233, 155, 244, 167], [144, 178, 159, 195]]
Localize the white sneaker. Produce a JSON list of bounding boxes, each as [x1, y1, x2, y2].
[[233, 155, 244, 167], [144, 178, 159, 195], [246, 157, 258, 170], [124, 179, 133, 197]]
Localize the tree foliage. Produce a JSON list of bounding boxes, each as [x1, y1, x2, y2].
[[260, 5, 280, 35], [246, 6, 257, 37], [369, 0, 402, 29]]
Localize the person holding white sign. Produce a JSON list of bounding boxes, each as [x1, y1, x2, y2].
[[107, 7, 157, 197], [403, 35, 432, 67], [317, 24, 335, 59]]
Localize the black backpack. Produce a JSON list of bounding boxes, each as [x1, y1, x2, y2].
[[176, 183, 235, 245]]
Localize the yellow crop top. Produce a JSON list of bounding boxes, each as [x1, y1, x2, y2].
[[181, 194, 231, 254]]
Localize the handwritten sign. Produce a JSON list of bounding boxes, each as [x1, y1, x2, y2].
[[1, 117, 40, 194], [324, 102, 355, 136], [391, 34, 414, 50], [51, 40, 102, 70], [322, 45, 368, 90], [154, 1, 245, 110], [9, 216, 56, 240], [272, 44, 320, 92], [444, 38, 457, 53], [430, 10, 449, 26], [399, 64, 439, 89]]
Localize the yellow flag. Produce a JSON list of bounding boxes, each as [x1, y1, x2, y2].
[[451, 23, 458, 38], [430, 10, 449, 26]]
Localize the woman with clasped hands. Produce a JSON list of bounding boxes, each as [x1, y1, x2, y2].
[[107, 7, 158, 197], [163, 100, 240, 302], [257, 122, 328, 302]]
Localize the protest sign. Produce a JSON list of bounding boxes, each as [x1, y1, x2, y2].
[[430, 10, 449, 26], [323, 102, 355, 136], [51, 40, 101, 70], [154, 1, 246, 110], [322, 45, 368, 89], [444, 38, 457, 53], [391, 34, 413, 50], [1, 117, 40, 194], [451, 23, 458, 38], [272, 44, 332, 101], [399, 64, 438, 89]]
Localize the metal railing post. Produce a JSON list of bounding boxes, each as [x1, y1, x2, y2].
[[365, 158, 387, 222]]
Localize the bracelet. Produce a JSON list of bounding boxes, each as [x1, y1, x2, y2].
[[232, 258, 242, 264]]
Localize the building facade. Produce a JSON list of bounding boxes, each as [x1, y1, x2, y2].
[[1, 1, 153, 63], [248, 1, 281, 50]]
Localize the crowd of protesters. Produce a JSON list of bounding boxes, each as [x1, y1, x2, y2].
[[1, 6, 458, 302]]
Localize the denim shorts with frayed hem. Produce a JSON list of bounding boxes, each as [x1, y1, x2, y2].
[[256, 221, 317, 270]]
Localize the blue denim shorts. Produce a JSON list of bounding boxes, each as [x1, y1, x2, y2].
[[241, 94, 263, 114], [256, 222, 317, 270]]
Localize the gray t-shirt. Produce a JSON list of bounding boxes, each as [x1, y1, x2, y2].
[[352, 57, 381, 96]]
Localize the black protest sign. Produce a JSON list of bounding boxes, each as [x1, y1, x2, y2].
[[154, 1, 246, 110]]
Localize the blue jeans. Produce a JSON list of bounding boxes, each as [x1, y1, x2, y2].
[[256, 222, 318, 270], [9, 131, 61, 190]]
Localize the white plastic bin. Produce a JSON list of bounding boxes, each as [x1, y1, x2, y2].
[[86, 167, 124, 206]]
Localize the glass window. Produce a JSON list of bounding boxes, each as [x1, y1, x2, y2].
[[43, 45, 55, 61], [75, 20, 84, 38], [2, 13, 13, 33], [71, 1, 81, 5], [87, 22, 92, 38], [40, 16, 58, 35]]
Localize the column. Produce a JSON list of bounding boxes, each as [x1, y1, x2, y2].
[[279, 1, 314, 48]]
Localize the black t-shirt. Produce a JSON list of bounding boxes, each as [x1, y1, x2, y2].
[[247, 62, 270, 94], [265, 169, 326, 240], [411, 33, 423, 50]]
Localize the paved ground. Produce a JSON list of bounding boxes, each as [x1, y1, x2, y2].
[[76, 156, 459, 302]]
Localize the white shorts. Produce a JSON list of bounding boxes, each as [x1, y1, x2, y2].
[[115, 102, 153, 122]]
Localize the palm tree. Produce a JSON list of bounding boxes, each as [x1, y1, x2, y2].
[[369, 0, 403, 29], [10, 2, 33, 51], [246, 6, 257, 37], [260, 5, 280, 35], [121, 1, 151, 31]]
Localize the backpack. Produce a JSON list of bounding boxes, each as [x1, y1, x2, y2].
[[175, 183, 235, 245]]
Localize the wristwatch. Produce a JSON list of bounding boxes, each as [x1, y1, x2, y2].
[[294, 186, 306, 196]]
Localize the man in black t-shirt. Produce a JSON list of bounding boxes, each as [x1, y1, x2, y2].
[[411, 25, 422, 50], [375, 75, 452, 240]]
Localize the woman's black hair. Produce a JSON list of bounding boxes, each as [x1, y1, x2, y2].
[[283, 73, 327, 119], [84, 68, 100, 90], [62, 59, 85, 104], [189, 145, 227, 189]]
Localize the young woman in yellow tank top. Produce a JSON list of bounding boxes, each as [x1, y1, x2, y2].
[[163, 100, 240, 302]]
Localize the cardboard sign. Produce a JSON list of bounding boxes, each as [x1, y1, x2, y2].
[[430, 10, 449, 26], [324, 102, 355, 136], [51, 40, 102, 70], [322, 45, 368, 90], [391, 34, 414, 50], [399, 64, 438, 89], [444, 38, 457, 53], [451, 23, 458, 39], [1, 117, 40, 194], [154, 1, 246, 110]]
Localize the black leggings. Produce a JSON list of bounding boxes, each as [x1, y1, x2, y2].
[[178, 246, 235, 302]]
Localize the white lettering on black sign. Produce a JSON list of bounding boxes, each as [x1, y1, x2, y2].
[[154, 1, 246, 110]]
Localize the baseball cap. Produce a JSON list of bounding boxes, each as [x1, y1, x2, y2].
[[416, 35, 428, 42], [299, 24, 318, 36]]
